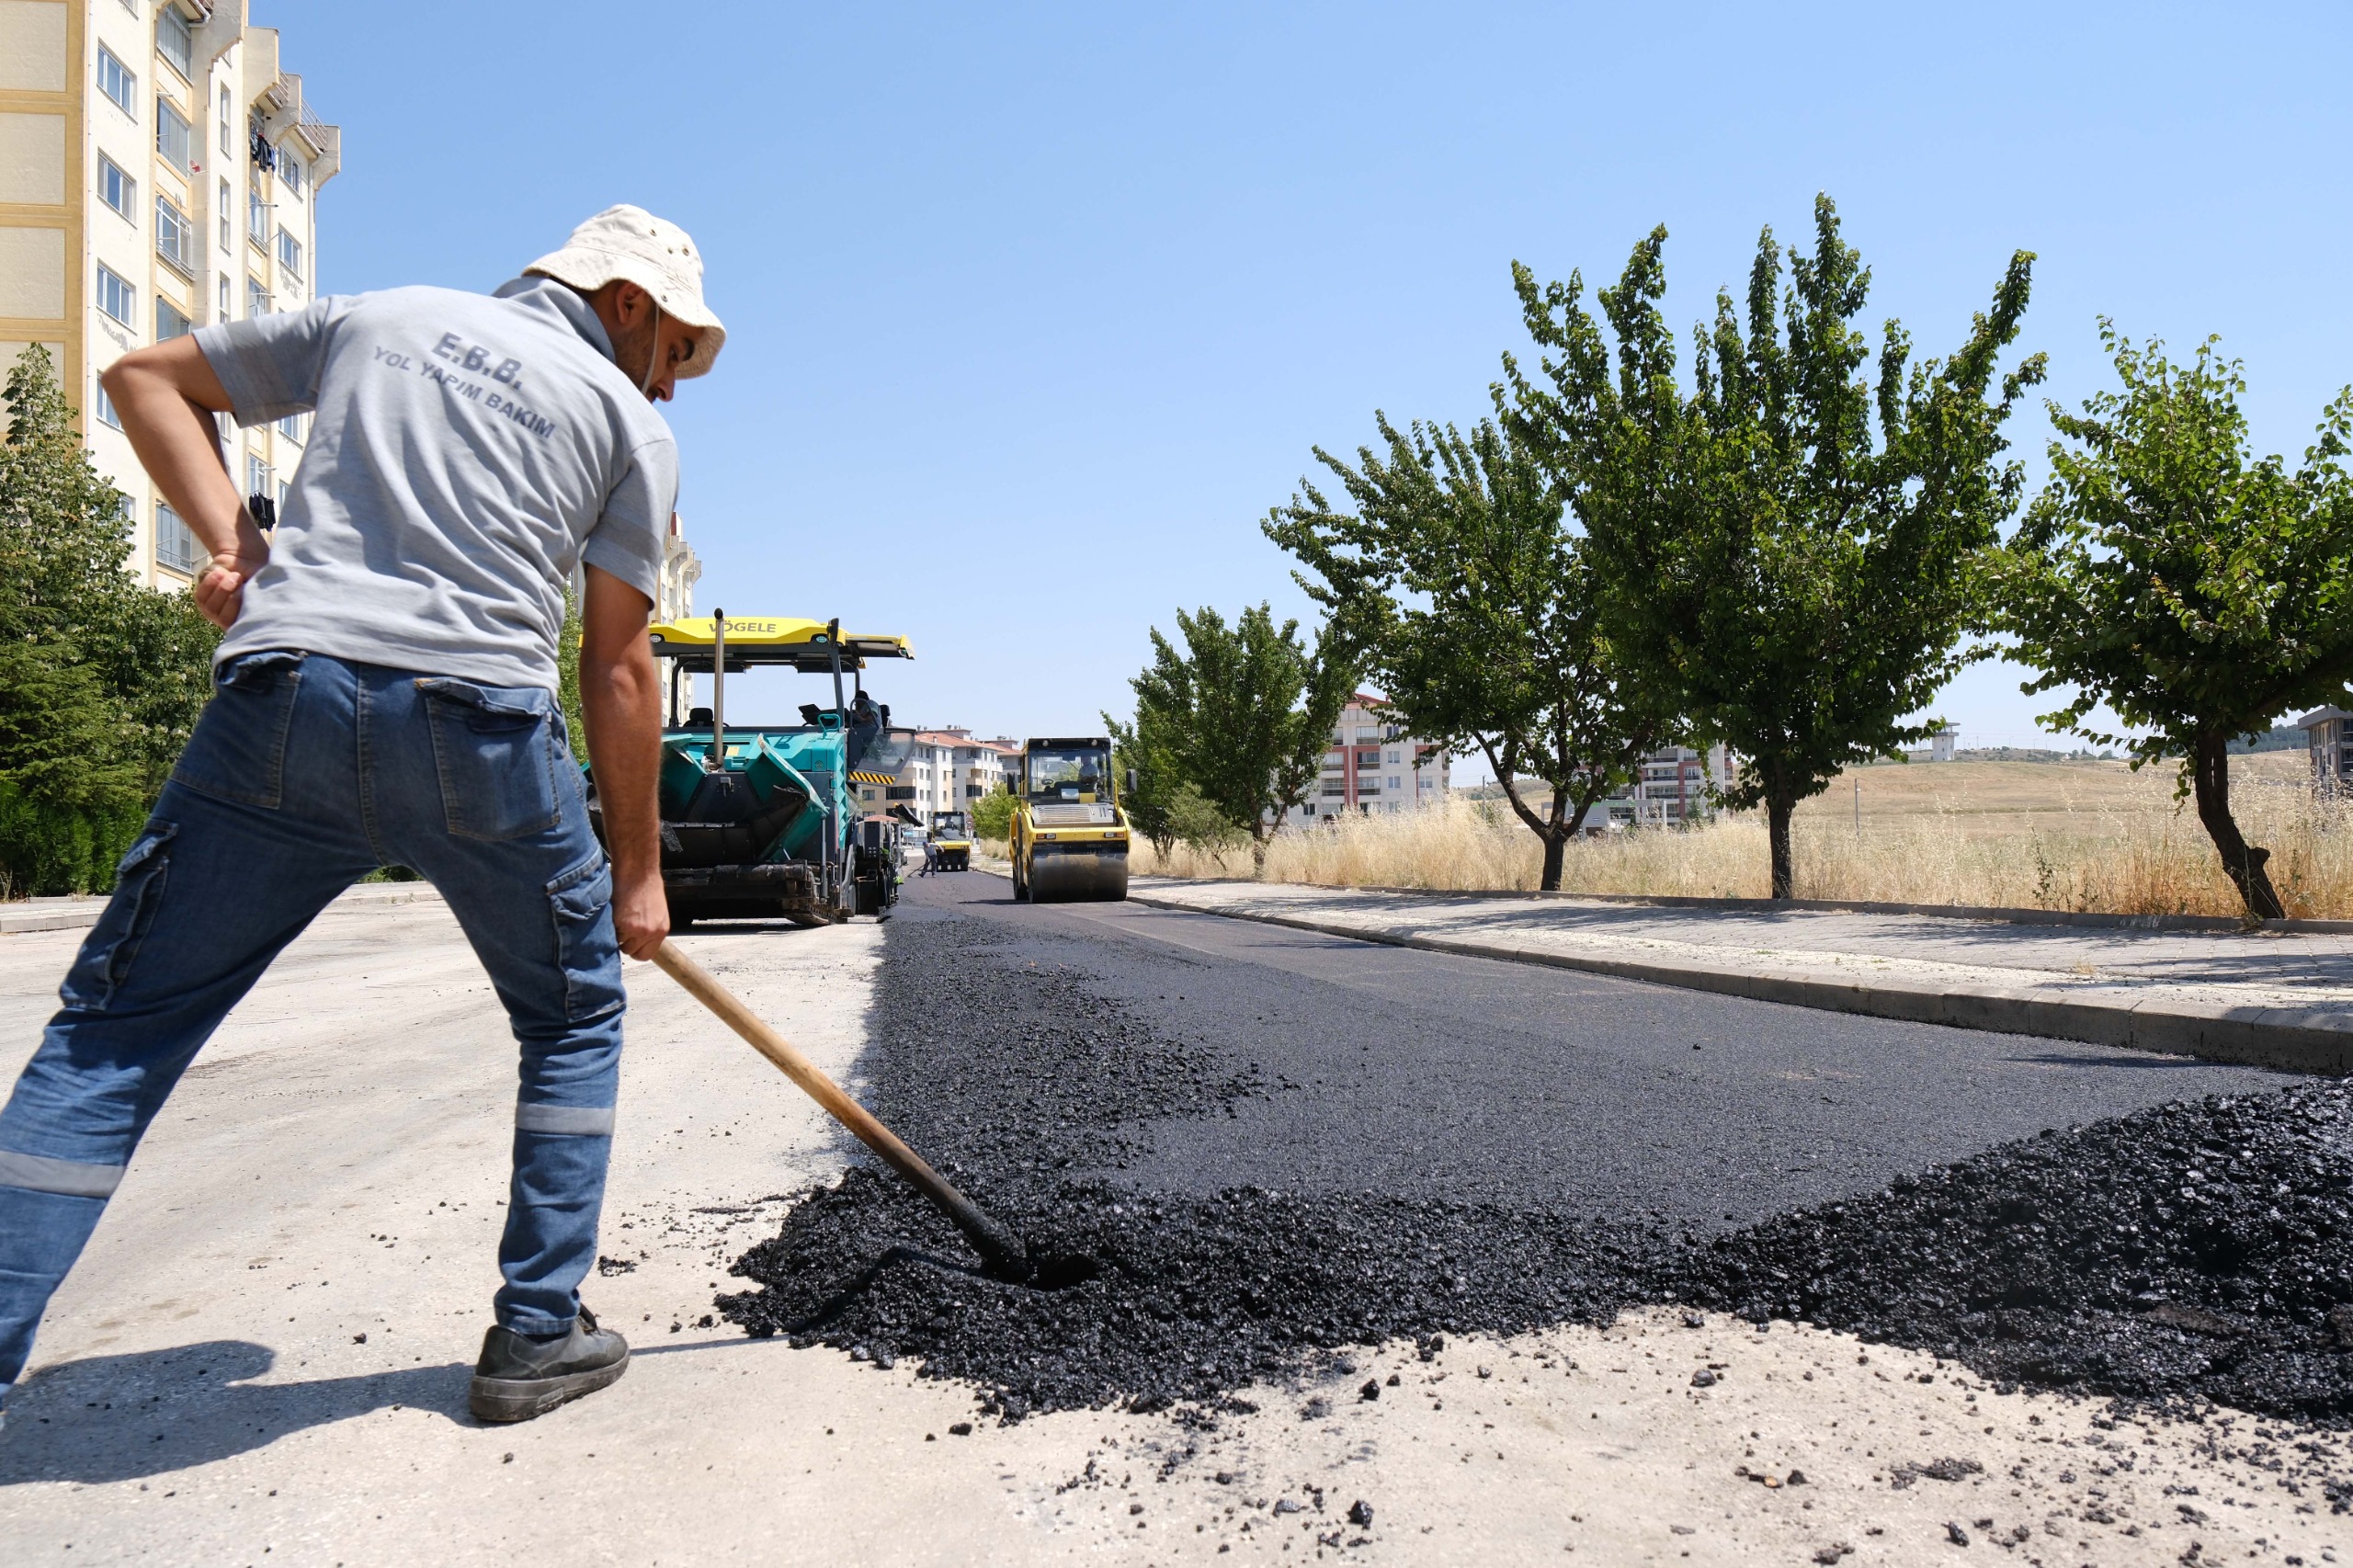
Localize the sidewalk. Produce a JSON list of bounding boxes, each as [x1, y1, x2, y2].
[[1125, 878, 2353, 1075], [0, 878, 442, 934]]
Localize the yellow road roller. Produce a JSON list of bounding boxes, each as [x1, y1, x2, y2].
[[928, 810, 973, 872], [1007, 736, 1131, 902]]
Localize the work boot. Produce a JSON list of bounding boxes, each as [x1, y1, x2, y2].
[[469, 1306, 629, 1424]]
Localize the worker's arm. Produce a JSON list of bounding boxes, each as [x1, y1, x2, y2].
[[578, 565, 669, 960], [99, 336, 270, 630]]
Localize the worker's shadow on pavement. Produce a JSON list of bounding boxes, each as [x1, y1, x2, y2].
[[0, 1340, 472, 1484]]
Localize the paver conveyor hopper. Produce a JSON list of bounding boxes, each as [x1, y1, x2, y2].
[[585, 612, 915, 924]]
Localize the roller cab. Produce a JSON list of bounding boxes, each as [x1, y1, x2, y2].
[[1006, 736, 1131, 903]]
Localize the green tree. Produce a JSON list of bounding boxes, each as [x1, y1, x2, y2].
[[1267, 414, 1675, 890], [1998, 327, 2353, 919], [1506, 197, 2041, 897], [1165, 782, 1248, 858], [1125, 604, 1358, 873], [557, 585, 587, 756], [970, 782, 1017, 842], [0, 346, 218, 892], [1105, 708, 1185, 858], [0, 643, 148, 895]]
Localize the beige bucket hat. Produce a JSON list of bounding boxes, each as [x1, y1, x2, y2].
[[525, 204, 726, 378]]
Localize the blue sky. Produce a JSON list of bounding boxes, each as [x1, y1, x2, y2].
[[269, 1, 2352, 767]]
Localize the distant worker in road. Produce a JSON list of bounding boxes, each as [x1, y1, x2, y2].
[[0, 206, 723, 1430]]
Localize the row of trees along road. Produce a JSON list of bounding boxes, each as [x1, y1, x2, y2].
[[1261, 194, 2353, 918], [1271, 196, 2037, 898], [0, 347, 218, 894]]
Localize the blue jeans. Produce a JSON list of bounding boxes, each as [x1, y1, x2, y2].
[[0, 653, 627, 1402]]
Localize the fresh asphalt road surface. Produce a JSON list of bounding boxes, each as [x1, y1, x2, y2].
[[916, 871, 2284, 1226]]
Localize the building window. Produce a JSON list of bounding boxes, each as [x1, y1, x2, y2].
[[276, 227, 303, 282], [218, 177, 232, 252], [156, 98, 191, 175], [155, 196, 195, 272], [97, 47, 136, 118], [245, 453, 272, 499], [246, 277, 271, 318], [218, 275, 231, 322], [886, 786, 916, 801], [154, 6, 195, 79], [156, 296, 191, 341], [281, 154, 305, 199], [156, 502, 199, 574], [96, 264, 136, 327], [217, 85, 231, 160], [276, 412, 304, 443], [94, 378, 122, 429], [97, 155, 136, 220], [248, 187, 268, 245]]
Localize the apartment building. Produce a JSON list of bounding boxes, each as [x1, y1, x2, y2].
[[655, 512, 700, 624], [854, 729, 1017, 816], [2298, 708, 2353, 799], [1278, 695, 1452, 825], [967, 738, 1018, 800], [1600, 744, 1737, 828], [0, 1, 338, 585]]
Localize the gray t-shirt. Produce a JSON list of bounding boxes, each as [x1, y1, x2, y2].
[[195, 276, 679, 690]]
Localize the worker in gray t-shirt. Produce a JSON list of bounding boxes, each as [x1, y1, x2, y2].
[[0, 206, 722, 1428]]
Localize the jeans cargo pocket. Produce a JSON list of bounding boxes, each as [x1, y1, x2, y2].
[[548, 852, 623, 1024], [419, 678, 561, 842], [59, 822, 176, 1012], [170, 651, 305, 809]]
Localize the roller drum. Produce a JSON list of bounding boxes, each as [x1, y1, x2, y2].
[[1026, 846, 1129, 903]]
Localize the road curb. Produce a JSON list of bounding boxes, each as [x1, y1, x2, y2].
[[1129, 876, 2353, 936], [1120, 892, 2353, 1077], [0, 880, 445, 936]]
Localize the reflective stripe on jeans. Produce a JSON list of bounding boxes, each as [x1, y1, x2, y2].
[[0, 1150, 125, 1198], [516, 1103, 615, 1136]]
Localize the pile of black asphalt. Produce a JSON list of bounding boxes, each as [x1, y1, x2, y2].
[[719, 877, 2352, 1432]]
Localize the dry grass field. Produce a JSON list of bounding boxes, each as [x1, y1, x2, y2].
[[1129, 751, 2353, 917]]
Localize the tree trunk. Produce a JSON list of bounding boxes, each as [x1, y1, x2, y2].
[[1540, 831, 1565, 892], [2192, 728, 2284, 920], [1250, 824, 1269, 878], [1767, 790, 1796, 900]]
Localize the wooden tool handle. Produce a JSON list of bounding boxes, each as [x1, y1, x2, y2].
[[651, 941, 1027, 1270]]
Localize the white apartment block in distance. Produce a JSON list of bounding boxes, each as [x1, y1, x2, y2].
[[857, 730, 1017, 816], [0, 2, 338, 585], [1279, 695, 1452, 825], [1601, 744, 1737, 828]]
